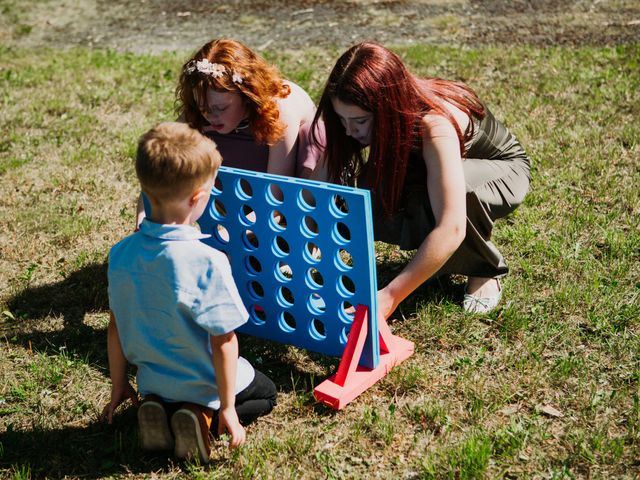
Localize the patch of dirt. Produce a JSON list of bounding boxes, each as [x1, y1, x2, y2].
[[2, 0, 639, 54]]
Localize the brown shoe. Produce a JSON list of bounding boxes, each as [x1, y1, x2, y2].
[[171, 403, 213, 464], [137, 396, 174, 451]]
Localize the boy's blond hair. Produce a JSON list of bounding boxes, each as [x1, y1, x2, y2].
[[136, 122, 222, 203]]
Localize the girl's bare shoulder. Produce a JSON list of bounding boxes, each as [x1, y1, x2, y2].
[[279, 80, 316, 121]]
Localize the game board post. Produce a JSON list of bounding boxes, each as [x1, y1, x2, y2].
[[313, 305, 415, 410]]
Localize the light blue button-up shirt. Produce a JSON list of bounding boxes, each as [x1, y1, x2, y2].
[[108, 219, 254, 409]]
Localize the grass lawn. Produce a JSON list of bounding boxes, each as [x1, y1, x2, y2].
[[0, 42, 638, 479]]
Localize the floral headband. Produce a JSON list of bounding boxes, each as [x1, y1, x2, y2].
[[184, 58, 245, 84]]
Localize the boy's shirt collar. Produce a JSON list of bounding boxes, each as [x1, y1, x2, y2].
[[139, 218, 211, 241]]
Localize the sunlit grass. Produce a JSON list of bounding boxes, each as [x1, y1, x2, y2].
[[0, 42, 638, 478]]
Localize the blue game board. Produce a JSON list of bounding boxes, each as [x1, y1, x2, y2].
[[197, 167, 380, 369]]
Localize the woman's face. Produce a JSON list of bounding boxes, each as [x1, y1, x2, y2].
[[331, 98, 374, 146], [199, 89, 248, 134]]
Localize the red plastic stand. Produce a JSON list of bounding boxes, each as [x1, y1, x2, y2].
[[313, 305, 415, 410]]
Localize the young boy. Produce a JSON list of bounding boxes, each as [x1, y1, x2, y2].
[[103, 122, 277, 463]]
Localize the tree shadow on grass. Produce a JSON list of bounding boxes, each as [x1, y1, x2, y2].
[[4, 262, 111, 368], [0, 407, 184, 478]]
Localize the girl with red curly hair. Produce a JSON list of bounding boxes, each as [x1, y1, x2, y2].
[[176, 38, 317, 174], [135, 38, 320, 226], [311, 42, 531, 315]]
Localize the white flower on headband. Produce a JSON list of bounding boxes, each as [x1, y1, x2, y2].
[[185, 59, 246, 85], [232, 71, 244, 84], [196, 59, 226, 78]]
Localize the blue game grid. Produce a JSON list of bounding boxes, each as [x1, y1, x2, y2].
[[197, 167, 380, 369]]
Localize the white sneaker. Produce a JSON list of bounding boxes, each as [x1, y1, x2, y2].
[[171, 406, 212, 464], [463, 278, 502, 314], [138, 399, 174, 451]]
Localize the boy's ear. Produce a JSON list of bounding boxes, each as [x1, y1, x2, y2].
[[189, 187, 207, 206]]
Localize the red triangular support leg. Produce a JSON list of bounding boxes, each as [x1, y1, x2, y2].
[[313, 305, 414, 410]]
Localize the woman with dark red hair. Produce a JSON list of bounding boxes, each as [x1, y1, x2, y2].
[[310, 42, 531, 316]]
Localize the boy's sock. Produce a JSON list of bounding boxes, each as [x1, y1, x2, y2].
[[171, 403, 213, 464], [138, 396, 174, 451]]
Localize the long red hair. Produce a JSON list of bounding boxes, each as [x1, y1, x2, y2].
[[311, 42, 485, 216], [176, 38, 290, 145]]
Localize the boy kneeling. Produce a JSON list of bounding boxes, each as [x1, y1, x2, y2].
[[104, 122, 276, 463]]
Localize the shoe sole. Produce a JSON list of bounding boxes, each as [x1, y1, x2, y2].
[[138, 401, 174, 451], [171, 409, 210, 464]]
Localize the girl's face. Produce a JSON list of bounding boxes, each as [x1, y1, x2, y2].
[[199, 89, 248, 134], [331, 98, 374, 146]]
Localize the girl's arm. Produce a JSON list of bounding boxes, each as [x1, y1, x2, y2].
[[211, 331, 246, 448], [104, 311, 138, 423], [308, 151, 329, 182], [266, 82, 316, 177], [377, 114, 467, 320]]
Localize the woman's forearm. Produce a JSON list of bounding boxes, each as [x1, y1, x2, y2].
[[383, 223, 464, 309]]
